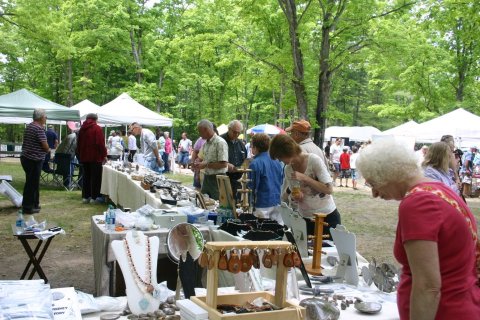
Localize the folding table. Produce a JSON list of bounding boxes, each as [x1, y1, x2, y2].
[[13, 229, 56, 283]]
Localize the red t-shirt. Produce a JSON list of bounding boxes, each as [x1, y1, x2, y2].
[[394, 182, 480, 319], [339, 152, 350, 170]]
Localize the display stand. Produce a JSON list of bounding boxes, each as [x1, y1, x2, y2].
[[330, 225, 359, 286], [111, 231, 161, 314], [235, 166, 252, 214], [216, 175, 237, 218], [191, 240, 305, 320], [304, 213, 328, 276], [279, 203, 308, 258]]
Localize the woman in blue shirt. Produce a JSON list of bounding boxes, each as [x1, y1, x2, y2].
[[248, 133, 284, 223]]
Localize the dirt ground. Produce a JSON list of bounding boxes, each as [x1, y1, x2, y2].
[[1, 158, 479, 295]]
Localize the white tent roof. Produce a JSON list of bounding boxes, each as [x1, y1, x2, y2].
[[71, 99, 101, 119], [217, 124, 228, 135], [381, 120, 419, 136], [98, 93, 173, 127], [325, 126, 381, 141], [412, 108, 480, 145]]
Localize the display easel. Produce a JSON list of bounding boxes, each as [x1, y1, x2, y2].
[[190, 240, 305, 320], [304, 213, 328, 276], [216, 175, 237, 218]]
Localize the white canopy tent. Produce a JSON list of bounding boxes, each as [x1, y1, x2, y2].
[[98, 93, 173, 127], [325, 126, 381, 142], [411, 108, 480, 147], [217, 124, 228, 135], [71, 99, 101, 120], [381, 120, 419, 136]]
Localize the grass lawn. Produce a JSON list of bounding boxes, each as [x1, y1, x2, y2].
[[0, 158, 479, 294]]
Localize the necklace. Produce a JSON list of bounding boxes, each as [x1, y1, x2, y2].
[[124, 236, 154, 310]]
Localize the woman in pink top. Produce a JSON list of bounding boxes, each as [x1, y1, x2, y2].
[[357, 138, 480, 320]]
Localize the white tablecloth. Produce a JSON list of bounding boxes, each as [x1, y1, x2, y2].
[[100, 165, 163, 211]]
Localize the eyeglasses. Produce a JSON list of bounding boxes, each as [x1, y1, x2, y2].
[[230, 129, 241, 135]]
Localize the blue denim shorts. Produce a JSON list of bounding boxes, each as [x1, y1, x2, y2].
[[350, 169, 358, 180]]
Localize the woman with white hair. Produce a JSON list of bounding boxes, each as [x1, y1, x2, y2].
[[357, 138, 480, 320]]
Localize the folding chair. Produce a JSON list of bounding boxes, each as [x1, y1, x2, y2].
[[40, 158, 56, 186], [52, 153, 81, 191]]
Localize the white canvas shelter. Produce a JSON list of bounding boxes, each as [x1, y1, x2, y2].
[[325, 126, 381, 142], [217, 124, 228, 135], [71, 99, 101, 120], [98, 93, 172, 127], [381, 120, 419, 136], [411, 108, 480, 146]]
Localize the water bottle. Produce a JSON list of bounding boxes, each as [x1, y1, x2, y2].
[[104, 208, 110, 230], [109, 206, 116, 231], [105, 205, 116, 231], [105, 205, 113, 231], [15, 211, 25, 234]]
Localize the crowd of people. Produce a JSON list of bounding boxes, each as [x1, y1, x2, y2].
[[18, 109, 480, 319]]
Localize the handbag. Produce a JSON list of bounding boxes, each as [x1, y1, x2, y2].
[[409, 185, 480, 286]]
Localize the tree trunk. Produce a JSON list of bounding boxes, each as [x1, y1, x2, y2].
[[129, 29, 143, 84], [353, 96, 360, 126], [66, 58, 73, 107], [156, 69, 165, 112], [278, 0, 308, 118], [456, 68, 465, 102], [314, 23, 332, 145]]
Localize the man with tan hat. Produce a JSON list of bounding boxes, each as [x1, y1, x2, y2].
[[285, 119, 329, 169]]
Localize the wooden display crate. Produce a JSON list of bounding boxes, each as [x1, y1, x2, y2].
[[191, 291, 304, 320], [190, 241, 305, 320]]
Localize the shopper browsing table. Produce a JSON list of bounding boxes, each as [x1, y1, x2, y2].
[[193, 119, 228, 200], [357, 138, 480, 320], [130, 122, 164, 173], [269, 134, 340, 237]]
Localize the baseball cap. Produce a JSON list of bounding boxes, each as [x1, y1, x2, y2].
[[285, 120, 311, 133]]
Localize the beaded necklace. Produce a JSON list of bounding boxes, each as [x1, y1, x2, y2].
[[124, 237, 154, 295]]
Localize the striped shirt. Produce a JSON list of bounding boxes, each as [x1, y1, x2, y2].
[[21, 122, 47, 161]]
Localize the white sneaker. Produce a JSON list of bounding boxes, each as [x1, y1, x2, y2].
[[82, 198, 91, 204]]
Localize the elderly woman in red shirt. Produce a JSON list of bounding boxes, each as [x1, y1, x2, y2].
[[357, 138, 480, 320]]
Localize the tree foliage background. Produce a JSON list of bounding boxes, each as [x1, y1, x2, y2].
[[0, 0, 479, 142]]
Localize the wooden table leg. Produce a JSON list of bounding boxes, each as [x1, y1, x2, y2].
[[20, 239, 42, 279], [28, 237, 53, 280], [18, 237, 52, 283]]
